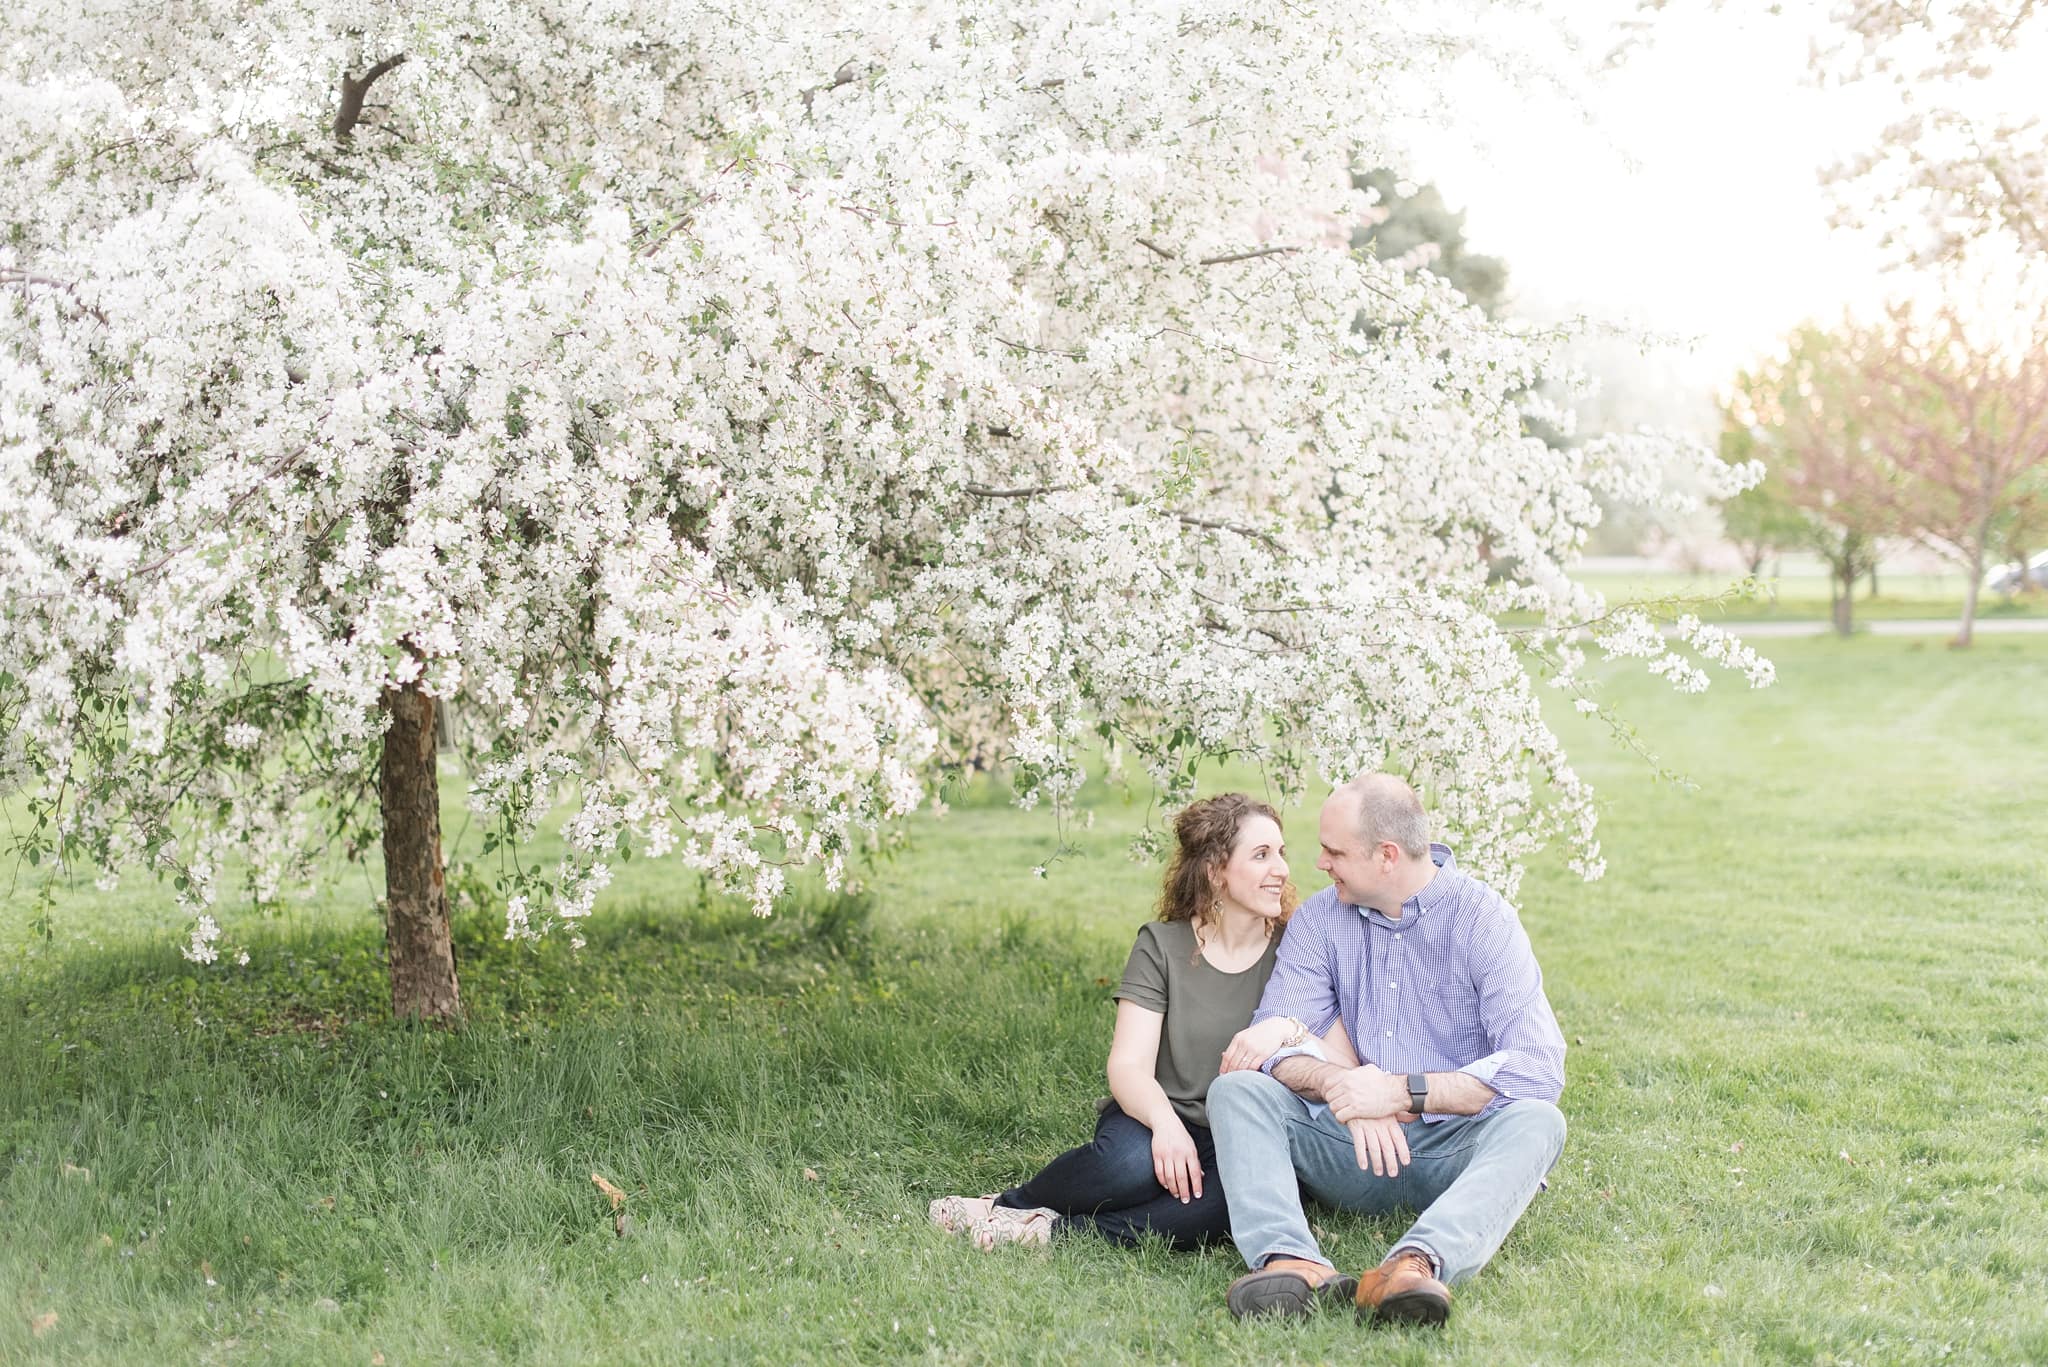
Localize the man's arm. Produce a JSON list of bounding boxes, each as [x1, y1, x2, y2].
[[1453, 904, 1567, 1110], [1269, 1041, 1424, 1179], [1301, 1065, 1497, 1121], [1247, 902, 1340, 1059]]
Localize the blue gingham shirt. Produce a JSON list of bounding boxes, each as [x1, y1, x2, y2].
[[1254, 844, 1566, 1120]]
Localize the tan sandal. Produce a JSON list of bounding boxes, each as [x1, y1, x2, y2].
[[927, 1193, 997, 1235], [971, 1203, 1058, 1250]]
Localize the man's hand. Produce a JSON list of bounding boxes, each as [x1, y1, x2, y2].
[[1219, 1016, 1296, 1073], [1323, 1063, 1409, 1125], [1151, 1115, 1204, 1203], [1345, 1115, 1412, 1178]]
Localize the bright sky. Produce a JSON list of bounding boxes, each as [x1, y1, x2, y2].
[[1401, 2, 1907, 423]]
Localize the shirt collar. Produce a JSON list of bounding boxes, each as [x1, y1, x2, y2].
[[1352, 842, 1456, 928]]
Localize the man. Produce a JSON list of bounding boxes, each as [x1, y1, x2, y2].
[[1207, 773, 1567, 1327]]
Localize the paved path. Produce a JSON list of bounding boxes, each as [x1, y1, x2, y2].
[[1724, 618, 2048, 638]]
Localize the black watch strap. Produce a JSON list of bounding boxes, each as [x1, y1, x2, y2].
[[1406, 1073, 1429, 1114]]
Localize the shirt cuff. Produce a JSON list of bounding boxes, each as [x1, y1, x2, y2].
[[1457, 1055, 1512, 1113], [1258, 1036, 1330, 1076]]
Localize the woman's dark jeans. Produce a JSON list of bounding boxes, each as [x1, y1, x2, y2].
[[992, 1101, 1228, 1249]]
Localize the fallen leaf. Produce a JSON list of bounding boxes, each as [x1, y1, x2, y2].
[[202, 1259, 217, 1286], [802, 1168, 819, 1182], [1730, 1141, 1744, 1154], [30, 1312, 58, 1337], [1840, 1150, 1856, 1165], [615, 1211, 633, 1238], [62, 1162, 91, 1181], [372, 1353, 386, 1365], [316, 1195, 336, 1211], [591, 1173, 627, 1210], [1574, 1036, 1585, 1045], [243, 1235, 251, 1246], [98, 1234, 113, 1249]]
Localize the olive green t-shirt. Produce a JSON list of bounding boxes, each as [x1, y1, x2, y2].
[[1114, 919, 1280, 1129]]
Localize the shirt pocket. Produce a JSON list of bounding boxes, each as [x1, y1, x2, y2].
[[1420, 976, 1482, 1050]]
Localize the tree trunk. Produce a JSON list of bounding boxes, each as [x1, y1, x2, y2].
[[1831, 557, 1854, 636], [380, 680, 461, 1020], [1866, 562, 1879, 599], [1956, 546, 1986, 648]]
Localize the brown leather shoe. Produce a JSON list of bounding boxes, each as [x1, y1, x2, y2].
[[1354, 1249, 1452, 1326], [1226, 1257, 1359, 1319]]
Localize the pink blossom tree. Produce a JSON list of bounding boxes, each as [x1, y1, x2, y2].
[[1855, 300, 2048, 645]]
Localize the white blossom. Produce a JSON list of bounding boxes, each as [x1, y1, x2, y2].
[[0, 0, 1767, 948], [182, 915, 222, 965]]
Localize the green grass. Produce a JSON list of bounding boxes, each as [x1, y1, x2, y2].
[[1573, 568, 2048, 625], [5, 637, 2048, 1363]]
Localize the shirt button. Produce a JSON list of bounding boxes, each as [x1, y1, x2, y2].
[[1389, 982, 1397, 989], [1394, 934, 1402, 941], [1384, 1030, 1393, 1038]]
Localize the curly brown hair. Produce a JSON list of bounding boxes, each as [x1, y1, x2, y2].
[[1156, 792, 1299, 942]]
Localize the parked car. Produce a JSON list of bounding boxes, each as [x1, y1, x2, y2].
[[1983, 549, 2048, 594]]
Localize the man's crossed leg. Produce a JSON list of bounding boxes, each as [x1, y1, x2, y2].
[[1208, 1069, 1565, 1326]]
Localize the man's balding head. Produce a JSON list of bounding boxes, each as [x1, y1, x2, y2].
[[1332, 772, 1431, 861], [1315, 772, 1435, 911]]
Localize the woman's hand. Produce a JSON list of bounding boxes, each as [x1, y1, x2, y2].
[[1220, 1015, 1297, 1074], [1151, 1115, 1204, 1203]]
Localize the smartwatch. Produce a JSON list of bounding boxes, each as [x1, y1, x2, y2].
[[1406, 1073, 1429, 1115]]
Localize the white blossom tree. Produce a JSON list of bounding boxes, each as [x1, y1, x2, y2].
[[0, 0, 1768, 1019]]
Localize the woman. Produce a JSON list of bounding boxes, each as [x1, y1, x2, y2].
[[928, 792, 1310, 1250]]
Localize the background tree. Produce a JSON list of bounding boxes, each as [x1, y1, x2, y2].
[[1, 0, 1767, 1019], [1353, 169, 1511, 317], [1990, 473, 2048, 597], [1715, 426, 1810, 578], [1724, 325, 1895, 636], [1854, 299, 2048, 645]]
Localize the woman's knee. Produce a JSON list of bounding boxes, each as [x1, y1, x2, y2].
[[1089, 1108, 1164, 1176]]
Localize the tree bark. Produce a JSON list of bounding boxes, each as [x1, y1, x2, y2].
[[1831, 557, 1855, 637], [1956, 538, 1987, 648], [380, 680, 461, 1020]]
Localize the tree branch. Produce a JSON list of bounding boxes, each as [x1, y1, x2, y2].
[[1, 267, 107, 323], [996, 337, 1084, 359], [1197, 245, 1301, 266], [964, 482, 1080, 499], [1175, 512, 1282, 550], [334, 54, 408, 143]]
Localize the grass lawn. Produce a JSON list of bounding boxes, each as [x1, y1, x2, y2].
[[1572, 568, 2048, 626], [4, 636, 2047, 1364]]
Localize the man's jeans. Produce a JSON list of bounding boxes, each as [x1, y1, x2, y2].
[[1207, 1070, 1566, 1283]]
